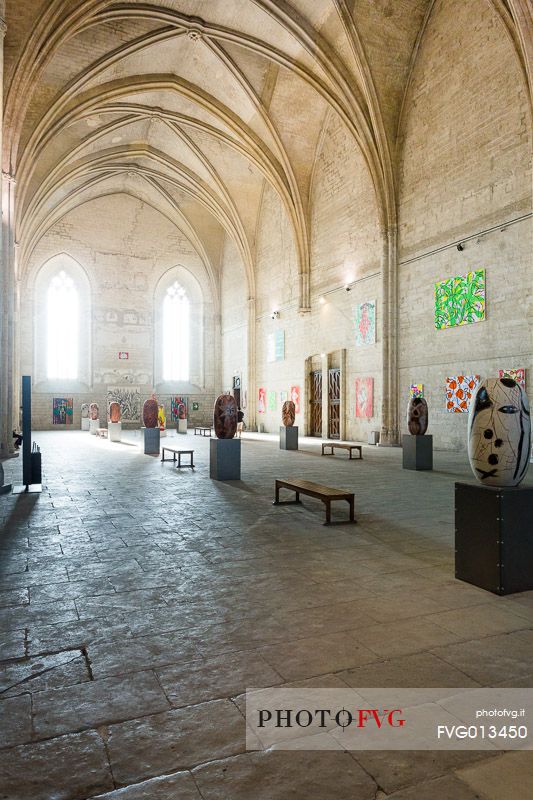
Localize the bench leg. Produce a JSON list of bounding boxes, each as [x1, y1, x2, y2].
[[348, 497, 356, 523], [325, 501, 331, 525]]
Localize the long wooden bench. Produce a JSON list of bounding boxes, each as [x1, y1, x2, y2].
[[161, 446, 194, 468], [273, 478, 356, 526], [96, 428, 108, 439], [321, 441, 362, 460], [194, 426, 212, 437]]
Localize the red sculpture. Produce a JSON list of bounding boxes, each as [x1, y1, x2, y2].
[[214, 394, 237, 439], [89, 402, 99, 421], [109, 402, 121, 423], [143, 394, 159, 428]]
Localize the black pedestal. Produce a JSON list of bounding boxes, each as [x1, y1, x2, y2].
[[210, 438, 241, 480], [455, 482, 533, 595], [280, 426, 298, 450], [402, 434, 433, 470]]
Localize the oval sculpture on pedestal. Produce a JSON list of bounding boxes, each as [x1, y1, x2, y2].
[[407, 397, 428, 435], [89, 402, 99, 421], [214, 394, 237, 439], [109, 402, 121, 423], [143, 396, 159, 429], [178, 403, 187, 420], [81, 403, 89, 419], [282, 400, 296, 427], [468, 378, 531, 487]]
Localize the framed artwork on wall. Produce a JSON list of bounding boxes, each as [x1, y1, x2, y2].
[[355, 300, 376, 346], [258, 387, 266, 413], [435, 269, 485, 330], [267, 390, 276, 412], [355, 378, 373, 418], [171, 396, 188, 421], [410, 384, 424, 398], [106, 386, 141, 421], [53, 397, 73, 425], [290, 386, 300, 413], [445, 375, 480, 412], [498, 368, 525, 388]]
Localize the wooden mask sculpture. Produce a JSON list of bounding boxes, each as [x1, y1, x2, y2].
[[89, 402, 99, 421], [109, 402, 121, 423], [143, 394, 159, 429], [407, 397, 428, 435], [468, 378, 530, 487], [282, 400, 296, 427]]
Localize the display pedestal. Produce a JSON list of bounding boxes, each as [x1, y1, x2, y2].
[[402, 434, 432, 470], [455, 482, 533, 595], [178, 419, 188, 434], [368, 430, 380, 445], [89, 419, 100, 435], [143, 427, 160, 455], [210, 438, 241, 480], [81, 418, 90, 431], [0, 463, 12, 495], [108, 422, 121, 442], [280, 426, 298, 450]]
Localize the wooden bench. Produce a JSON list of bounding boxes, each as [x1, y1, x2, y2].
[[161, 447, 194, 469], [322, 442, 362, 460], [96, 428, 108, 439], [194, 426, 212, 437], [273, 478, 356, 526]]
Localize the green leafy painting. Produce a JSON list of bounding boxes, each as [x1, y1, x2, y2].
[[434, 269, 485, 330]]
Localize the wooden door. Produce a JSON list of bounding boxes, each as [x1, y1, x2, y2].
[[328, 368, 340, 439], [310, 370, 322, 436]]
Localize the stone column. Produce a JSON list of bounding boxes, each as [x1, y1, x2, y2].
[[379, 222, 400, 446], [247, 296, 256, 429], [0, 6, 13, 459]]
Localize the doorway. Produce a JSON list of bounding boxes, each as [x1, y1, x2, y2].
[[310, 370, 322, 436], [328, 368, 340, 439]]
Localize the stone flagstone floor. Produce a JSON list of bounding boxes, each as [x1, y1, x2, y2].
[[1, 430, 532, 799]]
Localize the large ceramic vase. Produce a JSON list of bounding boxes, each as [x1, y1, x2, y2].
[[282, 400, 295, 427], [214, 394, 237, 439], [468, 377, 531, 487], [89, 403, 99, 421], [143, 396, 159, 428], [109, 402, 121, 423], [407, 397, 428, 435]]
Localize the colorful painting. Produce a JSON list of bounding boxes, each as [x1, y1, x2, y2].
[[258, 387, 266, 414], [106, 386, 141, 421], [171, 396, 188, 421], [445, 375, 480, 413], [290, 386, 300, 414], [435, 269, 485, 330], [267, 390, 276, 412], [280, 391, 288, 404], [410, 384, 424, 399], [53, 397, 73, 425], [355, 378, 373, 418], [355, 300, 376, 346], [498, 368, 526, 388]]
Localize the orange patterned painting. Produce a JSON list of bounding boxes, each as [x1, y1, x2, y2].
[[445, 375, 479, 413]]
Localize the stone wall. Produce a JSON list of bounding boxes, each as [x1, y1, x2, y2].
[[20, 193, 218, 430]]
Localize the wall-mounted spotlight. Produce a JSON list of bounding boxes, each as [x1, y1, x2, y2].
[[345, 285, 351, 292], [271, 310, 280, 320], [319, 296, 326, 305], [457, 243, 465, 251]]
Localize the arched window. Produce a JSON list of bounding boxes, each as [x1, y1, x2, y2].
[[162, 281, 190, 381], [47, 270, 79, 379]]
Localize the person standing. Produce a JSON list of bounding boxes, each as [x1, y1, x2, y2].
[[237, 406, 244, 438]]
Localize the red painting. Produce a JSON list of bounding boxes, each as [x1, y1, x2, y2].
[[355, 377, 373, 418], [290, 386, 300, 414]]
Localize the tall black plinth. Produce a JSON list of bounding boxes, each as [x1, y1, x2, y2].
[[402, 434, 433, 470], [455, 482, 533, 595], [280, 426, 298, 450]]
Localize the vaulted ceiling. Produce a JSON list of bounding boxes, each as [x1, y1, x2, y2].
[[3, 0, 531, 294]]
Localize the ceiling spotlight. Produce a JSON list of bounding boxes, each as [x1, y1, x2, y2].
[[271, 310, 280, 320], [345, 285, 351, 292], [457, 243, 464, 251], [319, 296, 326, 305]]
